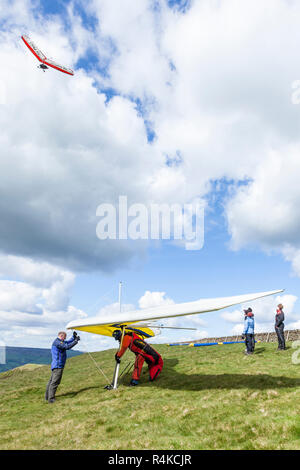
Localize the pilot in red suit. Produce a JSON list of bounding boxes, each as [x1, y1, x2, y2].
[[113, 330, 163, 386]]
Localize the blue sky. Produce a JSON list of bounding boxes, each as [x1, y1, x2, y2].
[[1, 0, 300, 350], [71, 204, 297, 341]]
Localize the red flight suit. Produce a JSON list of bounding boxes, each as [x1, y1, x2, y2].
[[116, 332, 163, 382]]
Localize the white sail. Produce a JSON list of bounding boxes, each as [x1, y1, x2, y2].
[[66, 289, 284, 338]]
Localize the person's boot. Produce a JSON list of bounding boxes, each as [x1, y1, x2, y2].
[[48, 398, 55, 403], [129, 379, 139, 386]]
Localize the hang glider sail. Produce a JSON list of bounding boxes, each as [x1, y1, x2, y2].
[[21, 35, 74, 76], [66, 289, 284, 338]]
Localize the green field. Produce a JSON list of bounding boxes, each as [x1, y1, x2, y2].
[[1, 342, 300, 450]]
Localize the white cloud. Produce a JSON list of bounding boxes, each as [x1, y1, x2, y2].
[[41, 271, 75, 312], [288, 320, 300, 330], [0, 254, 66, 288], [282, 246, 300, 278], [226, 147, 300, 252], [0, 304, 87, 349], [96, 301, 135, 317], [0, 280, 42, 314], [221, 309, 245, 324], [0, 254, 76, 313], [232, 324, 244, 336], [138, 290, 174, 309], [0, 255, 85, 348]]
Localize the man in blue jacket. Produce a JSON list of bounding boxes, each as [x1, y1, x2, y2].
[[242, 308, 255, 355], [45, 331, 80, 403]]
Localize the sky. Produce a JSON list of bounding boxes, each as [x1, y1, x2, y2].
[[1, 0, 300, 352]]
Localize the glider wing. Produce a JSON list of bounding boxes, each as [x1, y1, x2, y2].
[[66, 289, 284, 338], [43, 58, 74, 76], [21, 35, 46, 62], [21, 35, 74, 75]]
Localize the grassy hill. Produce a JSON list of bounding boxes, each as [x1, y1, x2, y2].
[[1, 342, 300, 450], [0, 346, 82, 373]]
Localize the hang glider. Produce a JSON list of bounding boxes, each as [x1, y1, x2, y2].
[[66, 289, 284, 338], [21, 35, 74, 76], [67, 288, 283, 390]]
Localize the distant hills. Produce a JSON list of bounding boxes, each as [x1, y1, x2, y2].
[[0, 346, 82, 373]]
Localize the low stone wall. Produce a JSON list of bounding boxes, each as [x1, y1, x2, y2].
[[181, 329, 300, 344]]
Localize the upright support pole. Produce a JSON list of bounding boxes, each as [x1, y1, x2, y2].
[[105, 282, 124, 390], [112, 326, 125, 390], [119, 281, 122, 313], [112, 362, 120, 390], [286, 330, 290, 342]]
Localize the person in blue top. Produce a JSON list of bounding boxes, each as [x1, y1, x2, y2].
[[242, 308, 255, 355], [45, 331, 80, 403]]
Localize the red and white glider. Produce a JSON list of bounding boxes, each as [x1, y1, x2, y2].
[[21, 35, 74, 76]]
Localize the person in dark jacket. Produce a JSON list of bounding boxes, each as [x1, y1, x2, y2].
[[242, 308, 255, 355], [45, 331, 80, 403], [275, 303, 286, 350]]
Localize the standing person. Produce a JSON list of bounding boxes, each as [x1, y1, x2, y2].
[[242, 308, 255, 355], [113, 330, 163, 386], [45, 331, 80, 403], [243, 309, 248, 353], [275, 303, 286, 350]]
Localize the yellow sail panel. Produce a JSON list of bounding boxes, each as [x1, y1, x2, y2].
[[74, 325, 115, 337], [71, 323, 156, 338]]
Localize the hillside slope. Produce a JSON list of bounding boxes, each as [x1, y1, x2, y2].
[[0, 346, 82, 373], [1, 343, 300, 450]]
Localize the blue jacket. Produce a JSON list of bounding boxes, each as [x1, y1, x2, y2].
[[243, 316, 255, 335], [51, 337, 78, 370]]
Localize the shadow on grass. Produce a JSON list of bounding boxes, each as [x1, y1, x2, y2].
[[58, 386, 100, 398], [254, 347, 265, 354], [148, 358, 300, 391]]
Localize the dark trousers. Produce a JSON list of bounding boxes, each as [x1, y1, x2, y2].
[[276, 326, 286, 350], [45, 368, 64, 401], [251, 334, 255, 352], [245, 334, 254, 353]]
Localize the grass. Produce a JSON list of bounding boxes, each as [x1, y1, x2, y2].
[[0, 342, 300, 450]]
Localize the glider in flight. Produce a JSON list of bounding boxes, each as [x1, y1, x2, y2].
[[21, 35, 74, 76], [67, 288, 284, 389]]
